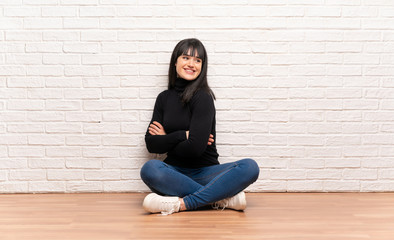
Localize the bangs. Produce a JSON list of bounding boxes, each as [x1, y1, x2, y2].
[[178, 42, 206, 61]]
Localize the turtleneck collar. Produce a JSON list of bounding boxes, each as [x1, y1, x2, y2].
[[174, 78, 191, 93]]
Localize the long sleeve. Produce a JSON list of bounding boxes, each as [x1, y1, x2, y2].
[[145, 91, 187, 154], [169, 91, 215, 158]]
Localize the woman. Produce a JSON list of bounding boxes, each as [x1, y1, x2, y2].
[[140, 38, 259, 215]]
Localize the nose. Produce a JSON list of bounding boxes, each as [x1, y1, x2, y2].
[[187, 58, 195, 68]]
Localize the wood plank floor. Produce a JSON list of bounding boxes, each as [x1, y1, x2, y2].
[[1, 193, 394, 240]]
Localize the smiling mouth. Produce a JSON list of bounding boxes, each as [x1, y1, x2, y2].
[[184, 69, 195, 74]]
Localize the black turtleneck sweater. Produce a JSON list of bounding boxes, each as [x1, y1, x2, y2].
[[145, 78, 219, 168]]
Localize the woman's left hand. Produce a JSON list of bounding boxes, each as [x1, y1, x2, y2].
[[149, 121, 166, 135]]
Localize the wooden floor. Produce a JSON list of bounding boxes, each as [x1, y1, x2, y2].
[[1, 193, 394, 240]]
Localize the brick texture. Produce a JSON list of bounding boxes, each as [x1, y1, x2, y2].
[[1, 1, 394, 193]]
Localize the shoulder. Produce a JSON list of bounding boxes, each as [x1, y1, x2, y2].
[[189, 89, 215, 109], [192, 89, 214, 102], [153, 90, 171, 109], [156, 89, 170, 100]]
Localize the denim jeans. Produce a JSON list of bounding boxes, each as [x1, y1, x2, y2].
[[140, 158, 260, 210]]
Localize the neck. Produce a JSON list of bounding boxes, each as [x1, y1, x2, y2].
[[174, 78, 191, 92]]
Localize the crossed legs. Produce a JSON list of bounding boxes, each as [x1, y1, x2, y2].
[[140, 158, 259, 211]]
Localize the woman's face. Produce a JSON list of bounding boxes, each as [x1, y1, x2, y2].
[[175, 49, 202, 81]]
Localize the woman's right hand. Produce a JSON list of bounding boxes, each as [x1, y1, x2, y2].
[[149, 121, 166, 136], [186, 131, 214, 145]]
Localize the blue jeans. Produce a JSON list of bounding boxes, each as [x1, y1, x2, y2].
[[140, 158, 259, 210]]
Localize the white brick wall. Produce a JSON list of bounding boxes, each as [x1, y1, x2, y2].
[[1, 1, 394, 193]]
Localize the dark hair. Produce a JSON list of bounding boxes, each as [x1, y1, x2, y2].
[[168, 38, 215, 104]]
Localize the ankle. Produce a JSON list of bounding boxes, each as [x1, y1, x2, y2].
[[179, 198, 187, 211]]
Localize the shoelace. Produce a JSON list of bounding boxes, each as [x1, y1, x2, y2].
[[212, 199, 229, 211], [160, 201, 180, 216]]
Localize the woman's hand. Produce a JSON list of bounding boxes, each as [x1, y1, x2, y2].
[[186, 131, 214, 145], [207, 134, 214, 145], [149, 121, 166, 136]]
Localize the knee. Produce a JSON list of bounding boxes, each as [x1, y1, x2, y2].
[[238, 158, 260, 182], [140, 159, 163, 182]]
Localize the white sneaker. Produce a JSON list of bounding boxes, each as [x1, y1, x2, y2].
[[143, 193, 181, 215], [212, 191, 247, 211]]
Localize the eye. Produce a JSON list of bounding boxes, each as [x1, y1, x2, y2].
[[183, 56, 189, 60], [196, 59, 202, 63]]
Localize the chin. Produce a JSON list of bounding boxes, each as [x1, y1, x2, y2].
[[180, 75, 196, 81]]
